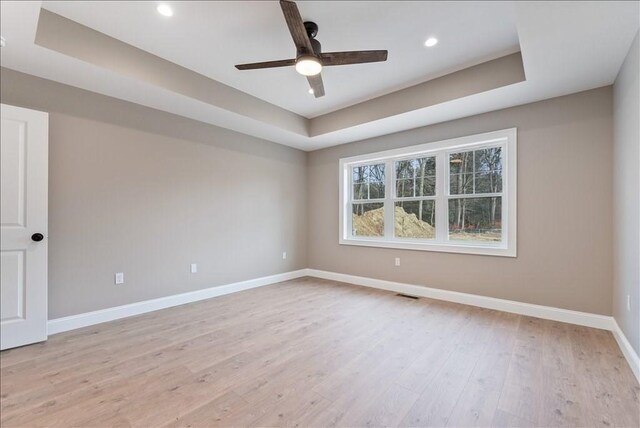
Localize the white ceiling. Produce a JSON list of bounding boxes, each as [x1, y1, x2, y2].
[[0, 1, 638, 151], [39, 1, 521, 119]]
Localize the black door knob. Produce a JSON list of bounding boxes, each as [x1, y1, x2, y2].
[[31, 233, 44, 242]]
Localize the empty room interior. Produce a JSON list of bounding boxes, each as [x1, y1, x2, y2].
[[1, 1, 639, 427]]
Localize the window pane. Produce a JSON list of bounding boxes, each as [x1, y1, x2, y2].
[[475, 171, 502, 194], [353, 183, 367, 200], [368, 163, 385, 199], [449, 147, 504, 195], [448, 197, 502, 241], [473, 147, 503, 194], [416, 157, 435, 196], [395, 160, 413, 179], [474, 147, 502, 173], [449, 151, 473, 174], [352, 166, 367, 183], [395, 201, 435, 239], [369, 182, 385, 199], [416, 157, 436, 177], [352, 203, 384, 237], [450, 173, 473, 195], [417, 176, 436, 197], [368, 163, 385, 184], [396, 179, 414, 197], [396, 156, 435, 198], [352, 163, 385, 200]]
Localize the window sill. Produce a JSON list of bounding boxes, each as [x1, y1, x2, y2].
[[339, 237, 516, 257]]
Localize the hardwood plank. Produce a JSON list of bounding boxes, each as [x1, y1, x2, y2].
[[491, 409, 538, 427], [399, 307, 501, 427], [163, 391, 248, 427], [341, 382, 420, 428], [495, 316, 545, 425], [537, 320, 588, 427], [445, 323, 517, 427]]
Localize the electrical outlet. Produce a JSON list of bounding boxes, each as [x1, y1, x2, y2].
[[627, 295, 631, 312], [114, 272, 124, 285], [190, 263, 198, 274], [395, 257, 400, 267], [282, 252, 287, 260]]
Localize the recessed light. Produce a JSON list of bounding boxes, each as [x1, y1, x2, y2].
[[157, 4, 173, 17], [308, 88, 314, 95], [424, 37, 438, 47]]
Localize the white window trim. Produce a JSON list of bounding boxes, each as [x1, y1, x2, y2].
[[339, 128, 517, 257]]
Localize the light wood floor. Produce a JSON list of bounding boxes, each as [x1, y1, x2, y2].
[[1, 278, 638, 427]]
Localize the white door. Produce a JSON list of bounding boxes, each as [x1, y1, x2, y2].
[[1, 104, 48, 350]]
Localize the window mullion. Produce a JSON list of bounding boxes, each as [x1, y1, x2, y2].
[[346, 165, 353, 239], [435, 152, 448, 243], [383, 159, 394, 240], [501, 143, 509, 247], [413, 162, 417, 198], [472, 150, 476, 194]]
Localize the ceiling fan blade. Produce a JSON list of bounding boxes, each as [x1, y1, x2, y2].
[[280, 0, 314, 54], [235, 59, 296, 70], [307, 74, 325, 98], [320, 50, 388, 66]]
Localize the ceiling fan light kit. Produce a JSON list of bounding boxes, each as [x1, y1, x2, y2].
[[234, 0, 388, 98], [295, 55, 322, 76]]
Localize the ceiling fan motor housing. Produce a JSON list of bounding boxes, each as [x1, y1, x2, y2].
[[310, 39, 321, 55], [304, 22, 322, 56], [297, 39, 321, 58], [304, 21, 318, 39]]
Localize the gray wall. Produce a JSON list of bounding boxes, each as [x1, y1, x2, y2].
[[0, 67, 623, 322], [613, 32, 640, 355], [1, 68, 308, 319], [308, 87, 614, 315]]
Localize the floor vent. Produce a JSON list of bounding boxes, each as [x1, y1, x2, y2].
[[396, 293, 419, 300]]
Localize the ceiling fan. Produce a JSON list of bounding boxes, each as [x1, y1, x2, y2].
[[235, 0, 388, 98]]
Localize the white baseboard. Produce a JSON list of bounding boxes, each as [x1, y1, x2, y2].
[[611, 319, 640, 383], [305, 269, 614, 330], [47, 269, 308, 335]]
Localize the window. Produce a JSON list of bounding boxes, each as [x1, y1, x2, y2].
[[351, 164, 385, 237], [339, 129, 516, 257]]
